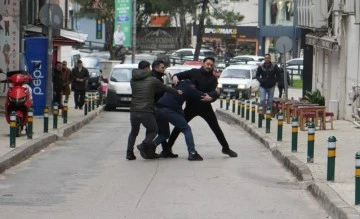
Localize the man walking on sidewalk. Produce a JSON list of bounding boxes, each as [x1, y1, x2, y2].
[[126, 60, 183, 160], [71, 60, 89, 110], [165, 57, 238, 158]]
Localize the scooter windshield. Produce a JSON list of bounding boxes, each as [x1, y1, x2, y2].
[[6, 54, 29, 77]]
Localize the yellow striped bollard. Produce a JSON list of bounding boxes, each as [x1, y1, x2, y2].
[[356, 152, 360, 205], [327, 136, 336, 181], [27, 108, 33, 139], [10, 111, 16, 148]]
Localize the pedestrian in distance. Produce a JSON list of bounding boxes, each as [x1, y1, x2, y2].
[[53, 61, 63, 107], [165, 57, 238, 158], [255, 53, 280, 113], [127, 60, 183, 160], [277, 68, 290, 99], [61, 60, 72, 103], [153, 80, 207, 161], [71, 60, 89, 110]]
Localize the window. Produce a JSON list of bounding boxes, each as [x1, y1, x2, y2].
[[111, 69, 132, 82], [265, 0, 294, 26], [221, 69, 251, 79]]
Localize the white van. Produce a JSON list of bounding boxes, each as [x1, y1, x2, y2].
[[105, 64, 138, 110]]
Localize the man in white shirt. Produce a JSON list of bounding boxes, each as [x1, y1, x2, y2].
[[113, 25, 125, 46]]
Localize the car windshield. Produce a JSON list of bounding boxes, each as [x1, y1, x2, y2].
[[81, 57, 100, 68], [110, 68, 133, 82], [221, 69, 250, 79], [200, 51, 216, 57]]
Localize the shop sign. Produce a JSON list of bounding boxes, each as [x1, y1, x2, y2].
[[137, 28, 178, 50], [204, 27, 237, 35]]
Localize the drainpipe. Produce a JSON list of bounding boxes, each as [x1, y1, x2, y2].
[[65, 0, 68, 29]]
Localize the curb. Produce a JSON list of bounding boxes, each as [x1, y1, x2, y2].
[[216, 108, 360, 219], [0, 106, 104, 175]]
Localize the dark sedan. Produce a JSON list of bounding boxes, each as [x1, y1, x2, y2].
[[87, 68, 102, 90]]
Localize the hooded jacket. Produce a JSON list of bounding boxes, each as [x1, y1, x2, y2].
[[130, 69, 178, 113], [256, 62, 279, 88], [157, 80, 204, 114], [174, 67, 218, 108]]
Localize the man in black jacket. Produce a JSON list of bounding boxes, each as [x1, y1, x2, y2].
[[71, 60, 89, 109], [53, 61, 63, 106], [127, 60, 182, 160], [165, 57, 238, 158], [256, 54, 280, 111], [154, 80, 204, 161]]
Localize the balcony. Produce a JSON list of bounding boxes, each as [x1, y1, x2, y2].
[[297, 0, 329, 30]]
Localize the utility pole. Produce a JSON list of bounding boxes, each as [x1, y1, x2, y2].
[[194, 0, 208, 61], [47, 1, 53, 108], [131, 0, 136, 64]]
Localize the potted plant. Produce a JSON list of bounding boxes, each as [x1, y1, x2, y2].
[[304, 89, 325, 105]]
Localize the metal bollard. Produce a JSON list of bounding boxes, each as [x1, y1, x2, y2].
[[219, 95, 223, 108], [307, 122, 315, 163], [265, 107, 271, 133], [63, 100, 68, 124], [251, 101, 256, 123], [356, 152, 360, 205], [92, 93, 95, 110], [96, 93, 100, 108], [232, 97, 236, 113], [327, 136, 336, 181], [226, 95, 230, 111], [44, 106, 49, 133], [27, 108, 33, 139], [88, 94, 92, 112], [258, 106, 263, 128], [241, 99, 245, 118], [84, 97, 88, 116], [53, 102, 59, 129], [10, 111, 16, 148], [245, 100, 250, 120], [277, 110, 283, 141], [237, 97, 241, 115], [291, 117, 298, 152], [255, 92, 259, 104]]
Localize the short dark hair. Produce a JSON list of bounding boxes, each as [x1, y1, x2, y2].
[[264, 53, 271, 57], [77, 60, 82, 64], [138, 60, 151, 70], [203, 57, 215, 63], [152, 59, 164, 69]]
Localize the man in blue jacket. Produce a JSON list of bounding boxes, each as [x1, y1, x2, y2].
[[153, 80, 204, 161]]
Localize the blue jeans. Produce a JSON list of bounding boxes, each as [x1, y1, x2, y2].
[[154, 107, 195, 153], [259, 86, 275, 111]]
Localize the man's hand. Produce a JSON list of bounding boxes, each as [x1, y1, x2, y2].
[[201, 93, 213, 102], [172, 75, 179, 85], [215, 87, 221, 95], [177, 90, 183, 95]]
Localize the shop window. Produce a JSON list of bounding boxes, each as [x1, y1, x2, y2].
[[266, 0, 294, 26]]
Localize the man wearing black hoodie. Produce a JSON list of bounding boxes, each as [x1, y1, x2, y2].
[[256, 54, 280, 112], [164, 57, 238, 158], [126, 60, 182, 160]]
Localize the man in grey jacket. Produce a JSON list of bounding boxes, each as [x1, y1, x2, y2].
[[126, 60, 182, 160]]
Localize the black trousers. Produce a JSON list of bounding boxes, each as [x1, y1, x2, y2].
[[278, 85, 284, 98], [74, 89, 85, 108], [167, 104, 230, 150]]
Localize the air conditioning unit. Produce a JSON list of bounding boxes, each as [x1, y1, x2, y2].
[[344, 0, 355, 14]]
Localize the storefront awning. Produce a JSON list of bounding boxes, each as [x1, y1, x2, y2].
[[305, 33, 339, 51], [25, 26, 88, 46]]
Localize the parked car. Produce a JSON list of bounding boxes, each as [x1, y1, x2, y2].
[[227, 55, 264, 66], [164, 65, 195, 78], [87, 68, 102, 90], [105, 64, 138, 110], [170, 48, 216, 64], [180, 61, 221, 77], [286, 58, 303, 75], [217, 64, 259, 99]]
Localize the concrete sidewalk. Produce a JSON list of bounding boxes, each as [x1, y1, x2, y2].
[[0, 93, 103, 174], [216, 88, 360, 219]]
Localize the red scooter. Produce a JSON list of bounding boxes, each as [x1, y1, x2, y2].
[[1, 70, 33, 137]]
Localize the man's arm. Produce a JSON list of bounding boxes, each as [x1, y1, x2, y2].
[[156, 79, 182, 95], [172, 69, 194, 84], [255, 66, 264, 83]]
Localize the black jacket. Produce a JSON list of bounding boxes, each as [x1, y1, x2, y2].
[[174, 67, 218, 108], [71, 67, 89, 90], [53, 69, 63, 92], [256, 62, 280, 89], [157, 80, 204, 114], [151, 70, 165, 103], [277, 69, 290, 87], [130, 69, 178, 113]]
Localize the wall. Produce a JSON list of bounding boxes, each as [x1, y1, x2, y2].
[[76, 17, 105, 48]]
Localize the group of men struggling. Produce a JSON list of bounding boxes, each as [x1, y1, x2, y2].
[[126, 57, 238, 161]]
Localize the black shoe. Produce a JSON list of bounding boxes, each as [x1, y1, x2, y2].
[[146, 143, 160, 159], [222, 148, 238, 157], [126, 150, 136, 160], [188, 151, 203, 161], [137, 144, 148, 159], [159, 150, 179, 158], [75, 105, 78, 109]]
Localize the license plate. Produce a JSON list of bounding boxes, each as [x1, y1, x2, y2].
[[224, 88, 235, 92], [121, 97, 132, 101]]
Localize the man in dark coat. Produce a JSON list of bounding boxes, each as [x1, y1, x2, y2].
[[53, 61, 63, 106], [256, 53, 280, 111], [127, 60, 182, 160], [277, 68, 290, 98], [71, 60, 89, 109], [165, 57, 238, 158]]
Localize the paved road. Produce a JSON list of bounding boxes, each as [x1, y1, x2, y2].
[[0, 111, 328, 218]]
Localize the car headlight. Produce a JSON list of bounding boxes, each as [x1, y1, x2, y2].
[[237, 84, 246, 89], [217, 83, 222, 88]]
